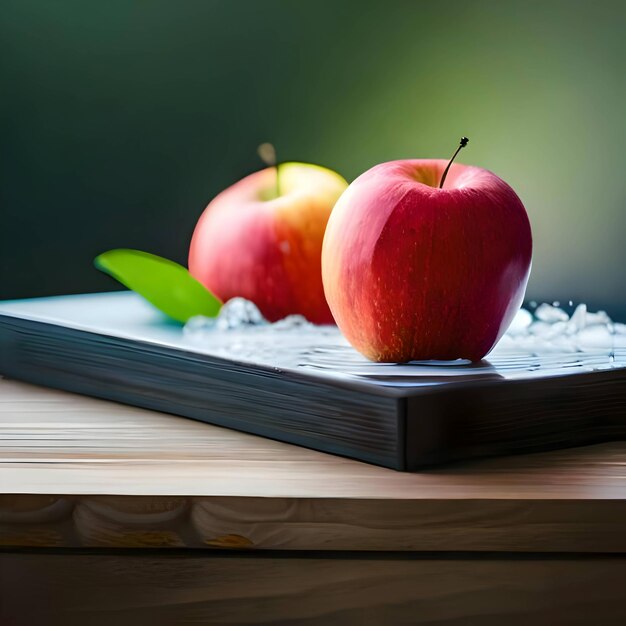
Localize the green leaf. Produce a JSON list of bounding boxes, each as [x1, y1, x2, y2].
[[94, 249, 222, 323]]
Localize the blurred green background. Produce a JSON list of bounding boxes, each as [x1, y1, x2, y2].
[[1, 0, 625, 317]]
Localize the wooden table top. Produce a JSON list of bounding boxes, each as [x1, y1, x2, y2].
[[1, 377, 625, 552]]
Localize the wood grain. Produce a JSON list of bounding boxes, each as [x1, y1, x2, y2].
[[1, 378, 625, 552], [1, 552, 625, 626], [2, 378, 625, 499]]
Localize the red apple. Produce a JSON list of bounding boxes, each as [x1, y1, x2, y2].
[[189, 163, 347, 323], [322, 155, 532, 362]]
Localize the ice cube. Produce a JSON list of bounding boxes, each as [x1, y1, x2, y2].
[[271, 314, 312, 331], [535, 303, 569, 323], [567, 303, 587, 333], [530, 320, 568, 340], [215, 298, 268, 330], [586, 310, 612, 326]]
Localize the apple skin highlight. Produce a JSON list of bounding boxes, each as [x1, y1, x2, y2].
[[189, 162, 348, 324], [321, 159, 532, 362]]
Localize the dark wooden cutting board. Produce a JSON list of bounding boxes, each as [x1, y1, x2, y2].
[[0, 292, 624, 470]]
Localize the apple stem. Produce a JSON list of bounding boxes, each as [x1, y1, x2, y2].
[[257, 142, 281, 198], [438, 137, 469, 189]]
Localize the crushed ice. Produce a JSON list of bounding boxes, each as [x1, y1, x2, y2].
[[184, 297, 316, 340], [497, 303, 626, 353], [184, 298, 626, 354]]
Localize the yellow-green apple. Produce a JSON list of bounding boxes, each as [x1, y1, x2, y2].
[[189, 162, 347, 323], [322, 140, 532, 362]]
